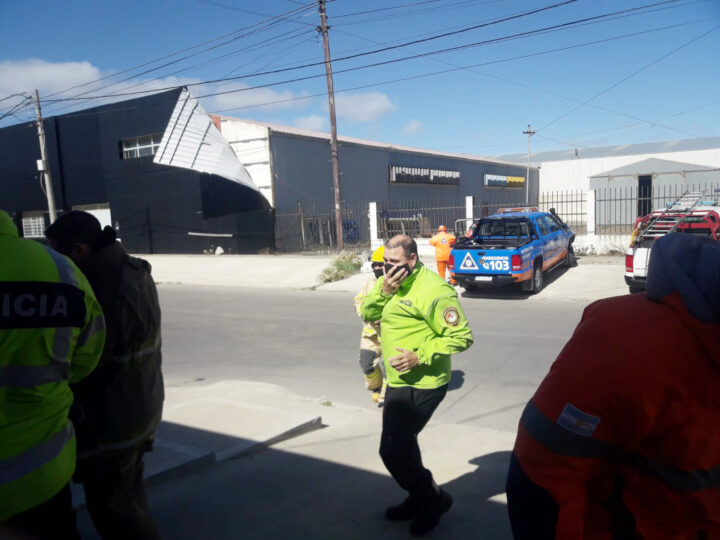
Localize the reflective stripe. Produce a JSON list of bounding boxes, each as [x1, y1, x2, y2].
[[111, 336, 161, 364], [77, 414, 160, 459], [0, 423, 74, 485], [632, 453, 720, 492], [520, 401, 621, 459], [76, 315, 105, 347], [41, 246, 78, 287], [0, 363, 69, 387], [42, 246, 79, 367]]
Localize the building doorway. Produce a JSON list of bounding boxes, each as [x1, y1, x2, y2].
[[637, 175, 652, 217]]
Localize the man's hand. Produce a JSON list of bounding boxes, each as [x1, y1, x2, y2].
[[388, 347, 419, 372], [382, 265, 408, 295]]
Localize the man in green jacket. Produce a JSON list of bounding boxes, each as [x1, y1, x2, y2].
[[0, 210, 105, 538], [360, 234, 473, 536], [45, 210, 164, 540]]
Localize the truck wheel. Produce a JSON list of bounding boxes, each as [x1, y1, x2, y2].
[[522, 262, 543, 293], [529, 263, 543, 294], [564, 246, 577, 267]]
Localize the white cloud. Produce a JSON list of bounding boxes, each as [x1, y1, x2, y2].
[[0, 59, 203, 124], [211, 83, 311, 113], [292, 114, 327, 131], [402, 119, 422, 134], [0, 58, 101, 98], [333, 92, 395, 122]]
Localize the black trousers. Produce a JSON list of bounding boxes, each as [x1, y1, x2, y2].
[[0, 483, 80, 540], [76, 441, 161, 540], [379, 384, 448, 503]]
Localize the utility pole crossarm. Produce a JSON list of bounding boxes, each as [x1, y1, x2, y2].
[[318, 0, 344, 252]]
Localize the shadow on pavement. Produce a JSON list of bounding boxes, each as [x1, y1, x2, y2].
[[448, 369, 465, 391], [77, 424, 512, 540], [459, 265, 573, 300]]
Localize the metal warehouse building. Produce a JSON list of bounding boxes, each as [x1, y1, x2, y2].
[[1, 87, 537, 253]]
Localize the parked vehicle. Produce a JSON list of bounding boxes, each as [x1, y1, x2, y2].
[[449, 207, 575, 294], [625, 191, 720, 293]]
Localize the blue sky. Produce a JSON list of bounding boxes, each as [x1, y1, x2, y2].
[[1, 0, 718, 157]]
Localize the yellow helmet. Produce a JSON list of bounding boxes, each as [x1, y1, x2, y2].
[[370, 246, 385, 262]]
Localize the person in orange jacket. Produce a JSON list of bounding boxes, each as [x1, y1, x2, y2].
[[506, 233, 720, 539], [429, 225, 455, 281]]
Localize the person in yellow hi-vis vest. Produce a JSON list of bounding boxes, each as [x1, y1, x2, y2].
[[354, 246, 386, 405], [429, 225, 455, 281], [0, 210, 105, 539]]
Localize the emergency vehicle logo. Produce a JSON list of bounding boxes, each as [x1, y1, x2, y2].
[[442, 307, 460, 326], [557, 403, 601, 437], [459, 252, 479, 270]]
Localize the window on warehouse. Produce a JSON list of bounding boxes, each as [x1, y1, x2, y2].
[[120, 134, 163, 159]]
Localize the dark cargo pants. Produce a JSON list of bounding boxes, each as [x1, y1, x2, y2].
[[379, 384, 448, 503], [76, 440, 161, 540]]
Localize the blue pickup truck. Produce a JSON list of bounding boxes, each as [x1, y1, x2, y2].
[[449, 207, 575, 294]]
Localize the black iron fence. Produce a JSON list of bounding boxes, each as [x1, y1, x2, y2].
[[274, 200, 370, 254], [538, 190, 587, 234], [595, 182, 720, 234]]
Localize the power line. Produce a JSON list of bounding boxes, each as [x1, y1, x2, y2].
[[40, 0, 583, 102], [536, 24, 720, 132], [33, 2, 317, 101]]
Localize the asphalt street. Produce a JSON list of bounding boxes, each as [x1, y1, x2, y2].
[[159, 282, 589, 433]]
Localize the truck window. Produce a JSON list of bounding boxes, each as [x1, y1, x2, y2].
[[536, 217, 550, 236], [545, 216, 561, 232]]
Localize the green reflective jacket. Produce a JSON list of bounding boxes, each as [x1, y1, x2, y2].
[[0, 210, 105, 520], [360, 262, 473, 389]]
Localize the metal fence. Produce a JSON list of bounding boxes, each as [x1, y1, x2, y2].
[[274, 200, 371, 254], [595, 182, 720, 234], [376, 197, 469, 239], [538, 190, 587, 234]]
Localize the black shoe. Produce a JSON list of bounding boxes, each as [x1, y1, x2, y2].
[[385, 496, 418, 521], [409, 490, 453, 536]]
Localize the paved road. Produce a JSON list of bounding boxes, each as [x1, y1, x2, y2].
[[159, 283, 590, 434]]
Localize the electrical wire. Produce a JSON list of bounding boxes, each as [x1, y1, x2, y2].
[[536, 24, 720, 133]]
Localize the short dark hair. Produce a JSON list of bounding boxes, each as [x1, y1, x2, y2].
[[385, 235, 417, 259], [45, 211, 102, 253]]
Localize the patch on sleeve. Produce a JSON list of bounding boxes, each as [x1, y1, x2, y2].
[[442, 306, 460, 326], [557, 403, 601, 437]]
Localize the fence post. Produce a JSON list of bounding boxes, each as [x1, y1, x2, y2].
[[586, 189, 596, 235], [369, 202, 379, 248], [465, 195, 474, 220], [298, 202, 306, 250]]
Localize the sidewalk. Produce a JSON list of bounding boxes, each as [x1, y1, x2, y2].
[[76, 380, 516, 539]]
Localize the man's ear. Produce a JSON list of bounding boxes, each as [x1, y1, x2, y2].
[[410, 253, 419, 268]]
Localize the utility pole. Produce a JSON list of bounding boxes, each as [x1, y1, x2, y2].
[[318, 0, 343, 252], [33, 89, 57, 223], [523, 124, 535, 206]]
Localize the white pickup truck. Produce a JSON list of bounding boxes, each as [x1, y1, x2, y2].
[[625, 198, 720, 293]]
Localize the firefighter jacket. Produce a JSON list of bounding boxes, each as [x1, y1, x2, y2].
[[71, 241, 164, 459], [360, 262, 473, 389], [429, 232, 455, 262], [0, 210, 105, 519], [507, 234, 720, 539], [354, 275, 381, 354]]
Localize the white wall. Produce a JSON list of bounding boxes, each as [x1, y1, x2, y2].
[[540, 149, 720, 192], [218, 118, 274, 207]]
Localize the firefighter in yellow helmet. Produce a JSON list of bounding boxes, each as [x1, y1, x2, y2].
[[354, 246, 386, 405]]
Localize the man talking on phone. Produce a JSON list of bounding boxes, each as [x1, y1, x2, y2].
[[360, 234, 473, 536]]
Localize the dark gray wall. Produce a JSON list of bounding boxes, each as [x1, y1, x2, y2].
[[0, 89, 271, 254], [269, 131, 538, 210]]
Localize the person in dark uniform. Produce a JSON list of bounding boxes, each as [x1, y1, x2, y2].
[[46, 211, 164, 540]]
